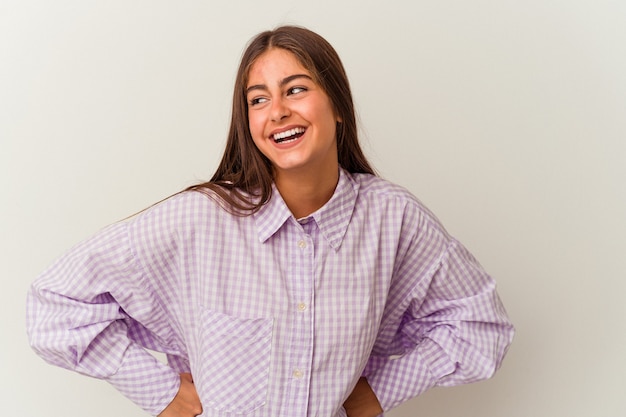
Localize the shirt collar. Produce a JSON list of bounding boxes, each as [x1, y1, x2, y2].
[[253, 167, 360, 250]]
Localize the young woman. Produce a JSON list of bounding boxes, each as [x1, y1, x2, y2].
[[27, 26, 514, 417]]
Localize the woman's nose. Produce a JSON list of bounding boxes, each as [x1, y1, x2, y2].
[[270, 97, 290, 122]]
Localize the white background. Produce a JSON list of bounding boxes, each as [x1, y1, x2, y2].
[[2, 1, 625, 416]]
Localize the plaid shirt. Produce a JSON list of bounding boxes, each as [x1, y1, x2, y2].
[[27, 168, 514, 416]]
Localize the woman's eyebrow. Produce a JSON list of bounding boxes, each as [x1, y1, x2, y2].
[[280, 73, 312, 86], [246, 74, 313, 95]]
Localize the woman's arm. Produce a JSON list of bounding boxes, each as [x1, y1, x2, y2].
[[26, 220, 183, 415], [365, 235, 514, 413]]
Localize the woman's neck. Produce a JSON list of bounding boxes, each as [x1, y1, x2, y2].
[[274, 165, 339, 219]]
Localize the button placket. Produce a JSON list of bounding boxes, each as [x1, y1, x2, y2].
[[285, 223, 316, 407]]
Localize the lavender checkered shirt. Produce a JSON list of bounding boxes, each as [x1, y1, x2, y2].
[[27, 168, 514, 417]]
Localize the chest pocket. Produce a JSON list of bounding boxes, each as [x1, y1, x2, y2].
[[197, 308, 273, 414]]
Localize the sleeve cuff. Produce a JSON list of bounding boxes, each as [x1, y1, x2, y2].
[[367, 338, 455, 411], [104, 342, 180, 415]]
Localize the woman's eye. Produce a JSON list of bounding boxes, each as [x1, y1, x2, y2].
[[288, 86, 307, 95], [249, 97, 268, 106]]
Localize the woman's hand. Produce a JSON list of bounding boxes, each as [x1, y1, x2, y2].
[[343, 377, 383, 417], [158, 373, 203, 417]]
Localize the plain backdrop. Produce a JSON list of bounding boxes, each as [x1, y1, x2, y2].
[[2, 1, 625, 416]]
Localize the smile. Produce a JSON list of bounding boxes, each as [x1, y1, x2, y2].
[[272, 127, 306, 143]]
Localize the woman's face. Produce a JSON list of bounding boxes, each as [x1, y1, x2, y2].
[[246, 48, 340, 180]]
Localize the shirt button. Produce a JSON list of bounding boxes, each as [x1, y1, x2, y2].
[[297, 240, 307, 249], [293, 369, 304, 379], [297, 302, 307, 311]]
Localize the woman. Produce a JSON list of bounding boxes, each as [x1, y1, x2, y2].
[[27, 26, 514, 417]]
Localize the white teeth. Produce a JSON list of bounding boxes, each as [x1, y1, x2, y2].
[[273, 127, 305, 140]]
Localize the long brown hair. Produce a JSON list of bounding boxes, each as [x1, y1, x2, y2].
[[187, 25, 375, 213]]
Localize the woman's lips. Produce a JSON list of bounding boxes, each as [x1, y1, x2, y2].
[[271, 127, 306, 143]]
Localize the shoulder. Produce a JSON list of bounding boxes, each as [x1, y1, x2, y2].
[[141, 189, 222, 217], [349, 172, 449, 236], [127, 189, 240, 232], [350, 172, 423, 209]]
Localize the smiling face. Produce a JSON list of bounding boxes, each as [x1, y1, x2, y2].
[[246, 48, 341, 182]]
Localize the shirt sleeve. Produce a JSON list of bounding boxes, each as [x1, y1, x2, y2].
[[26, 219, 183, 415], [363, 207, 515, 412]]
